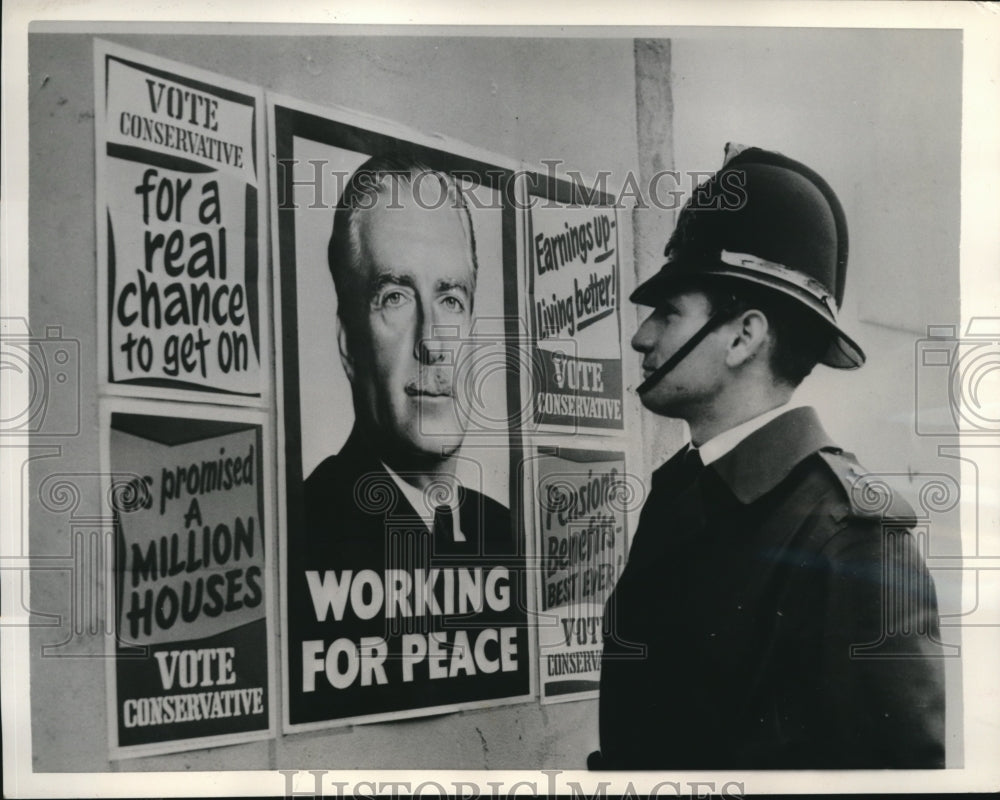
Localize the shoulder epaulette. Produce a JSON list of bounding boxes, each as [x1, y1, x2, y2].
[[815, 448, 917, 524]]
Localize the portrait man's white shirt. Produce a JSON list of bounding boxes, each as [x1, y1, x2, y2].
[[383, 462, 467, 542]]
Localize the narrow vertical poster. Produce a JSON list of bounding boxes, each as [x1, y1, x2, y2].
[[528, 201, 624, 432], [95, 41, 266, 399], [534, 448, 628, 703], [107, 410, 272, 755]]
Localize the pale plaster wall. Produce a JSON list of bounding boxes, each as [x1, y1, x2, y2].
[[27, 30, 646, 772], [670, 28, 964, 765], [27, 25, 964, 773]]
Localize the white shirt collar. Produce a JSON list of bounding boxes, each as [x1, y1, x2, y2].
[[381, 462, 466, 542], [697, 401, 802, 466]]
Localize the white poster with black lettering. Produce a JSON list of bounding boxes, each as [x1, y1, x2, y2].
[[103, 402, 275, 757], [526, 193, 625, 433], [95, 40, 267, 402], [533, 447, 629, 703]]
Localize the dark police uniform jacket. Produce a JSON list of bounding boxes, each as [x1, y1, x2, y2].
[[596, 407, 945, 769], [286, 427, 529, 726]]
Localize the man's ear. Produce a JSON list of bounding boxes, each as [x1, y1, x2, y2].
[[337, 316, 355, 384], [724, 309, 770, 368]]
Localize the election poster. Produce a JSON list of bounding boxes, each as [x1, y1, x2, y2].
[[270, 96, 534, 730], [105, 405, 274, 756], [533, 448, 629, 703], [527, 187, 625, 433], [95, 41, 267, 401]]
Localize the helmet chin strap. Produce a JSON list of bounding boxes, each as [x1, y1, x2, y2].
[[636, 303, 738, 395]]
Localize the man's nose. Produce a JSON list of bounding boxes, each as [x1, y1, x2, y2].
[[414, 300, 451, 364], [631, 313, 655, 354]]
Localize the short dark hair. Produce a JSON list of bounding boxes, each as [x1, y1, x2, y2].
[[700, 278, 831, 387], [327, 155, 479, 332]]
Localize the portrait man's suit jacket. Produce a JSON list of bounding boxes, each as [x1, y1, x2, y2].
[[597, 407, 946, 769]]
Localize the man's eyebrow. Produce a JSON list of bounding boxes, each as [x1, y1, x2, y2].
[[435, 279, 471, 295], [369, 273, 416, 294]]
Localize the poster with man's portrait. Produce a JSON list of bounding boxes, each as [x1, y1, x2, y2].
[[270, 97, 535, 731]]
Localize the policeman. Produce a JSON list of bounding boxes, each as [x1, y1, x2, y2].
[[592, 144, 946, 769]]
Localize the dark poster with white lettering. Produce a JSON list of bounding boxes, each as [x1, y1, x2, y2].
[[533, 448, 628, 703], [108, 411, 271, 754], [270, 96, 534, 732], [95, 41, 267, 400], [527, 188, 625, 433]]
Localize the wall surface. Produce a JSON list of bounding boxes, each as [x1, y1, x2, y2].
[[670, 28, 964, 764], [28, 30, 643, 772], [27, 25, 965, 775]]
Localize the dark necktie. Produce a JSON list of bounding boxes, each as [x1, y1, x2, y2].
[[433, 504, 455, 542], [679, 445, 705, 486]]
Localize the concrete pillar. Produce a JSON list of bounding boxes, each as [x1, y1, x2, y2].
[[632, 39, 687, 476]]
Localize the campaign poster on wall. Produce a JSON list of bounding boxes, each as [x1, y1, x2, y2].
[[533, 447, 629, 703], [527, 189, 625, 433], [270, 96, 534, 731], [95, 41, 267, 401], [106, 407, 274, 756]]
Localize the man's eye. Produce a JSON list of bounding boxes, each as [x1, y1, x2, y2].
[[379, 290, 409, 308], [441, 295, 466, 313]]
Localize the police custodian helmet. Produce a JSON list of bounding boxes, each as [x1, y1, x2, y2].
[[631, 143, 865, 370]]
